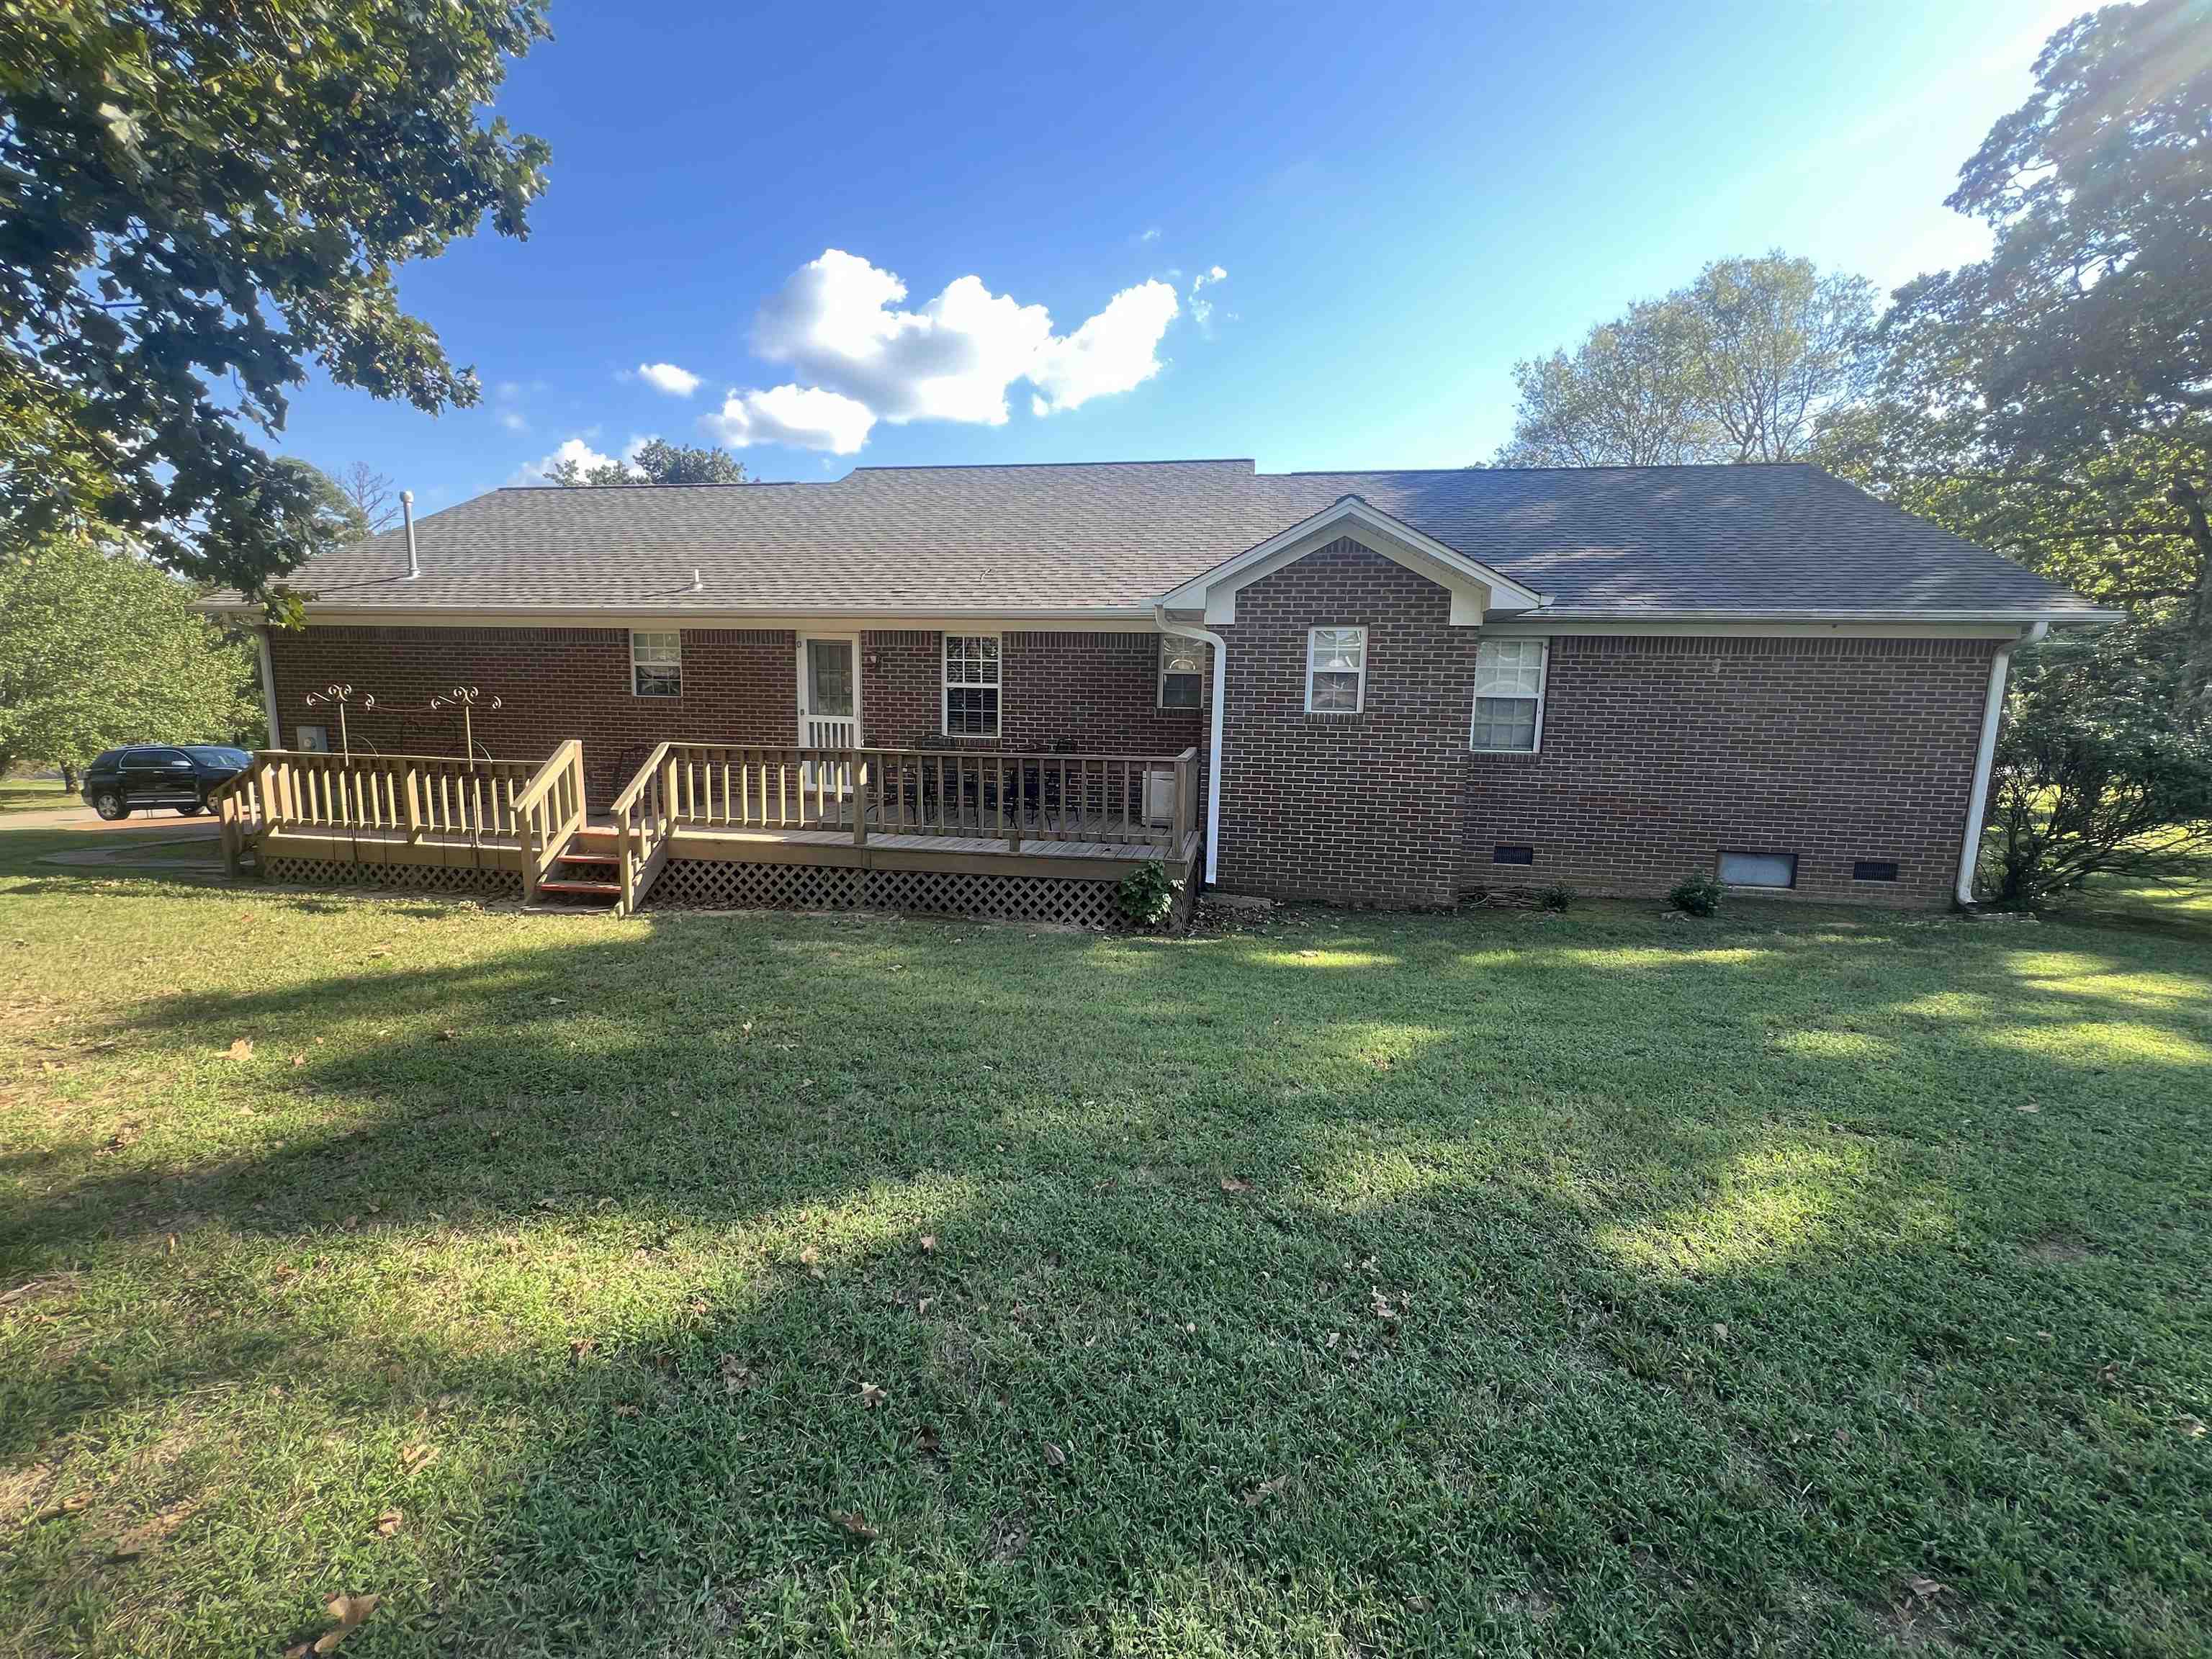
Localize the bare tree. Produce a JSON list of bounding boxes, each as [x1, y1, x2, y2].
[[338, 462, 400, 533]]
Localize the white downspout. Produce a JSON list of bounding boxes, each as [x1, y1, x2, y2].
[[254, 626, 280, 750], [1954, 621, 2046, 908], [1153, 604, 1226, 885]]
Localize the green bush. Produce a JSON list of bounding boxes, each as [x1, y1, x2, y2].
[[1537, 883, 1575, 912], [1668, 873, 1723, 916], [1982, 623, 2212, 904], [1113, 861, 1182, 928]]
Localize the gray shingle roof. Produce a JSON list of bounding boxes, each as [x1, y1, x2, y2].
[[228, 459, 2103, 621]]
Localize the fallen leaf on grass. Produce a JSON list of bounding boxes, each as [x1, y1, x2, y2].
[[1241, 1474, 1289, 1507], [717, 1354, 758, 1394], [833, 1511, 878, 1539], [2180, 1415, 2206, 1439], [1041, 1441, 1069, 1469], [34, 1493, 91, 1521], [1905, 1577, 1948, 1606], [226, 1037, 254, 1061], [612, 1402, 639, 1419], [304, 1592, 379, 1655], [919, 1234, 936, 1254], [397, 1442, 439, 1477], [436, 1029, 457, 1043], [291, 1054, 306, 1067], [372, 1508, 403, 1537], [858, 1382, 886, 1408], [1219, 1176, 1253, 1195], [914, 1424, 943, 1457], [110, 1496, 200, 1560]]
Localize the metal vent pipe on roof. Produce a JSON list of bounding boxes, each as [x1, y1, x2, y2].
[[402, 490, 420, 580]]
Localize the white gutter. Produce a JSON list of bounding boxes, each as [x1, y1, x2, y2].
[[1954, 621, 2046, 907], [1152, 604, 1226, 886], [253, 626, 280, 749]]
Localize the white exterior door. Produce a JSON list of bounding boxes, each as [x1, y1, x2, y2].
[[797, 636, 861, 751]]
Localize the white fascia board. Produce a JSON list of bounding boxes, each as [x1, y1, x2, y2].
[[219, 603, 1166, 632], [1491, 607, 2123, 629], [1482, 619, 2057, 640], [1157, 495, 1547, 623]]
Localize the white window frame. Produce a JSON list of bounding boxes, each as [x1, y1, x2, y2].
[[631, 629, 683, 698], [942, 632, 1002, 738], [1469, 638, 1549, 753], [1305, 626, 1367, 714], [1157, 637, 1206, 710]]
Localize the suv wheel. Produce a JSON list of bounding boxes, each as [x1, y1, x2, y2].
[[176, 801, 205, 817], [92, 790, 129, 820]]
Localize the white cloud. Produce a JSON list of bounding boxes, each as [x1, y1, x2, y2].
[[1138, 226, 1162, 243], [703, 385, 878, 456], [1188, 265, 1229, 334], [633, 361, 701, 397], [511, 436, 617, 485], [1030, 279, 1182, 413], [715, 249, 1182, 450], [498, 409, 528, 432]]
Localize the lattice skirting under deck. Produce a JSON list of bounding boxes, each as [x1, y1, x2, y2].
[[647, 858, 1146, 930], [261, 855, 523, 901]]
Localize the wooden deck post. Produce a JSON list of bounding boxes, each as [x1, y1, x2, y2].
[[850, 750, 868, 846], [1004, 757, 1022, 852], [1172, 748, 1197, 855], [403, 762, 423, 843]]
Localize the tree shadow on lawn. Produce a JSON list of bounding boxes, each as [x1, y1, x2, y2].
[[3, 902, 2208, 1656]]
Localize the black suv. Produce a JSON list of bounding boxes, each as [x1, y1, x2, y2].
[[79, 745, 252, 820]]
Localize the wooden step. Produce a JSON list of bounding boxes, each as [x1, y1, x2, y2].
[[554, 850, 618, 866], [537, 878, 621, 898]]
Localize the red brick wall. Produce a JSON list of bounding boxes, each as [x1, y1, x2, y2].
[[1212, 536, 1996, 909], [266, 625, 796, 804], [1215, 541, 1476, 906], [858, 630, 1205, 754], [1462, 634, 1996, 907], [268, 624, 1208, 811]]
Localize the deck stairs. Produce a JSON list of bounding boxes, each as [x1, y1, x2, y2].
[[531, 825, 624, 910]]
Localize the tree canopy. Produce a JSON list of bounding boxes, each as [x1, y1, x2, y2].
[[0, 537, 260, 780], [1837, 0, 2212, 687], [547, 439, 751, 487], [0, 0, 551, 600], [1495, 253, 1875, 467]]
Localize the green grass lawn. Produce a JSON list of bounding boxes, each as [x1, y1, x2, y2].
[[0, 778, 72, 813], [1, 833, 2207, 1658]]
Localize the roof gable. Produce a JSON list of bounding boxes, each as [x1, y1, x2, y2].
[[1156, 495, 1547, 623]]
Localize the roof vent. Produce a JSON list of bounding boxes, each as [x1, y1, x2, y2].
[[402, 490, 420, 580]]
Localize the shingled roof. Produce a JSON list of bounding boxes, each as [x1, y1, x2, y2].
[[218, 459, 2106, 622]]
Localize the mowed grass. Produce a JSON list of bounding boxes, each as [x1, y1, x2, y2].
[[0, 779, 71, 814], [1, 837, 2208, 1658]]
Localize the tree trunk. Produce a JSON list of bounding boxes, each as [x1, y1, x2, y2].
[[2171, 474, 2212, 702], [59, 762, 80, 792]]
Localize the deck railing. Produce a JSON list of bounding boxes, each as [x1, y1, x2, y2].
[[511, 740, 588, 901], [217, 750, 542, 843], [644, 744, 1197, 854]]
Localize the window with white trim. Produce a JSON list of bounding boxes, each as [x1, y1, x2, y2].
[[631, 630, 682, 697], [1470, 638, 1547, 752], [943, 634, 1001, 737], [1159, 639, 1205, 709], [1305, 626, 1367, 714]]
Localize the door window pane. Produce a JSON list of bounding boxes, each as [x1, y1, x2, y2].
[[808, 639, 855, 716]]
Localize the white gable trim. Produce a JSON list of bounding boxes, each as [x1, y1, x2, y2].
[[1154, 495, 1547, 625]]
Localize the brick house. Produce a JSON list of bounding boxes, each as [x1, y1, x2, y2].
[[206, 459, 2110, 917]]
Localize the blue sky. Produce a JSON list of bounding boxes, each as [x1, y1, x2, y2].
[[275, 0, 2085, 511]]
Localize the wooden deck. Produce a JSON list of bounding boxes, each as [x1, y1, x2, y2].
[[212, 741, 1201, 920]]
